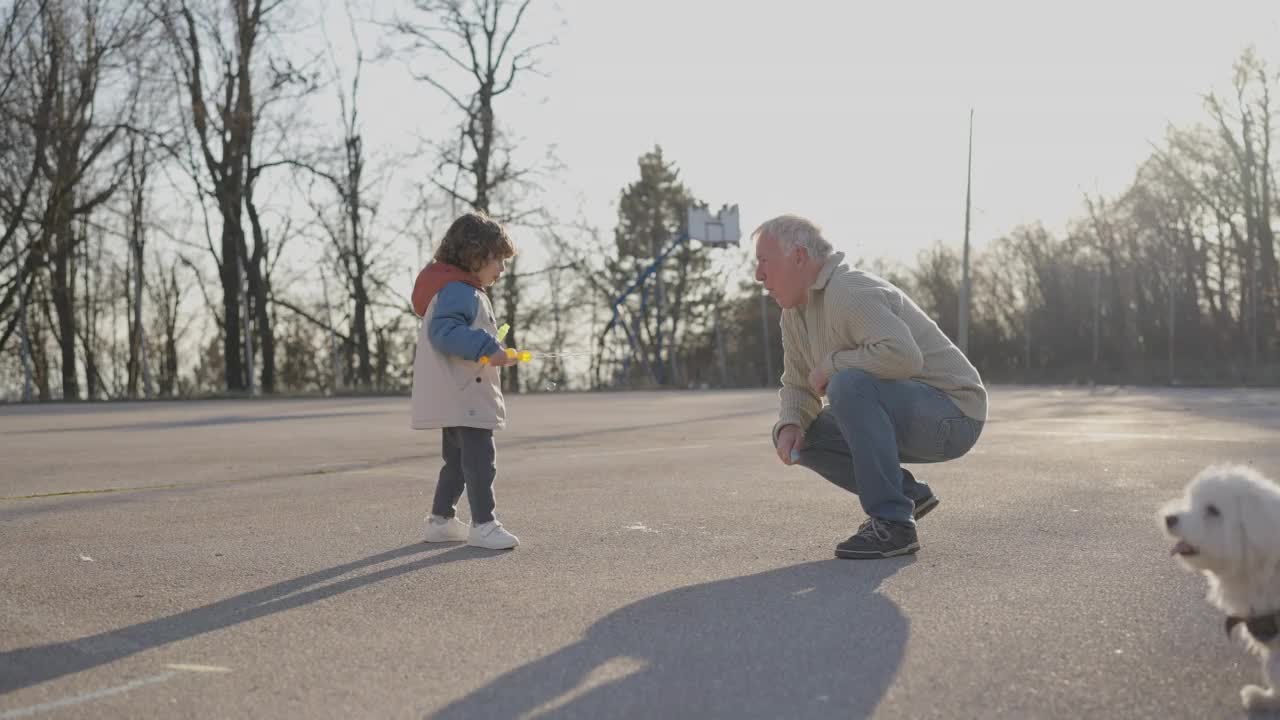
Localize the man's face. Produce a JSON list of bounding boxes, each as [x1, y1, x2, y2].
[[754, 232, 809, 309]]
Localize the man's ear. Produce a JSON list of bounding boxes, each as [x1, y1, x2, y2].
[[793, 247, 809, 266]]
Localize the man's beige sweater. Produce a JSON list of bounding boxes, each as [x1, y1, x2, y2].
[[774, 252, 988, 442]]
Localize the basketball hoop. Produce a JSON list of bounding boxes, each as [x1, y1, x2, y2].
[[687, 204, 741, 247]]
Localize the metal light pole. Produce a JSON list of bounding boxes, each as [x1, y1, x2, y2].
[[959, 109, 974, 354]]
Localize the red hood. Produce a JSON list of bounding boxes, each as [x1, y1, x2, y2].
[[412, 262, 484, 317]]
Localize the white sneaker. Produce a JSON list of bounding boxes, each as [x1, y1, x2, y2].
[[468, 520, 519, 550], [424, 515, 469, 542]]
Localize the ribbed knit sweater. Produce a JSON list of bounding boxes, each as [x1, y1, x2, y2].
[[773, 252, 988, 442]]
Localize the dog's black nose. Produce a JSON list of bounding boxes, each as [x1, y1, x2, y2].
[[1165, 514, 1179, 529]]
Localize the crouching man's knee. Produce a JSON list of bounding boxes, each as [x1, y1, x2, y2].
[[826, 368, 879, 408]]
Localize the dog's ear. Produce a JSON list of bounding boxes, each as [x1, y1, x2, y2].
[[1234, 493, 1280, 573]]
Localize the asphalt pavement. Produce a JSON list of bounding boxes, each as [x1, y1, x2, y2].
[[2, 385, 1279, 719]]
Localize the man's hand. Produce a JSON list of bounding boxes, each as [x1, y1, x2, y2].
[[775, 424, 804, 465], [808, 366, 831, 396]]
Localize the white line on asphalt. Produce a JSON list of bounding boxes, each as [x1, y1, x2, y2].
[[564, 444, 710, 458], [997, 417, 1159, 424], [559, 438, 770, 459], [0, 664, 232, 719], [0, 671, 178, 719], [997, 429, 1267, 443]]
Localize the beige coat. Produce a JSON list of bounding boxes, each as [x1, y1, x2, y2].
[[410, 292, 506, 431], [775, 252, 987, 442]]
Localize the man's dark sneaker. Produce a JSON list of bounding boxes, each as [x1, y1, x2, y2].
[[911, 491, 940, 521], [835, 517, 920, 559]]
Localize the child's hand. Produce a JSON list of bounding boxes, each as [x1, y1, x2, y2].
[[485, 349, 516, 367]]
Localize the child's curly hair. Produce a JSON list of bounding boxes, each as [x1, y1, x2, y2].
[[433, 212, 515, 273]]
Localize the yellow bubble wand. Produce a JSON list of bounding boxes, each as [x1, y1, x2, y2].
[[474, 323, 593, 367], [478, 323, 533, 364]]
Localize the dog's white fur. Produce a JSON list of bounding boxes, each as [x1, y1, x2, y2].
[[1162, 464, 1280, 710]]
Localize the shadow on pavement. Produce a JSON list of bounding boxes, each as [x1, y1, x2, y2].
[[0, 542, 485, 695], [0, 407, 771, 521], [5, 410, 388, 434], [430, 558, 911, 720]]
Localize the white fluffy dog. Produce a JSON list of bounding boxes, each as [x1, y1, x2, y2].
[[1162, 464, 1280, 710]]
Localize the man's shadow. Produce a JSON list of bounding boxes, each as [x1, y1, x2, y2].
[[0, 543, 479, 695], [432, 558, 912, 720]]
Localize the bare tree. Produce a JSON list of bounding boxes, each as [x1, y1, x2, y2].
[[242, 65, 320, 395], [390, 0, 554, 393], [157, 0, 284, 392], [28, 271, 53, 399], [115, 46, 171, 400], [531, 261, 569, 390], [284, 7, 389, 390], [146, 253, 187, 395], [77, 219, 112, 399], [0, 0, 49, 367], [544, 220, 658, 387], [10, 0, 144, 399], [122, 131, 154, 397], [1204, 50, 1278, 367]]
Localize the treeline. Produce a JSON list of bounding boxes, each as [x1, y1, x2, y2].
[[2, 4, 1276, 401]]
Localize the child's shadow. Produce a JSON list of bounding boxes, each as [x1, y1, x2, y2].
[[0, 543, 481, 694], [431, 558, 912, 720]]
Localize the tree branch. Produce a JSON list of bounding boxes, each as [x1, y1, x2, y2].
[[271, 296, 351, 342]]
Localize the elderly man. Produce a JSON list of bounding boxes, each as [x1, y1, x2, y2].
[[755, 215, 987, 559]]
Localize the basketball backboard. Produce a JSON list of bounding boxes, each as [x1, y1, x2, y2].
[[687, 204, 741, 247]]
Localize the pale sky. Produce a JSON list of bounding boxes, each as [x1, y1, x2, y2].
[[332, 0, 1280, 273], [11, 0, 1280, 396]]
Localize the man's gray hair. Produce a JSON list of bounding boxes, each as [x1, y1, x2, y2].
[[752, 214, 833, 260]]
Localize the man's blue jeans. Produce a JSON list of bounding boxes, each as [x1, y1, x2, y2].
[[794, 369, 984, 523]]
